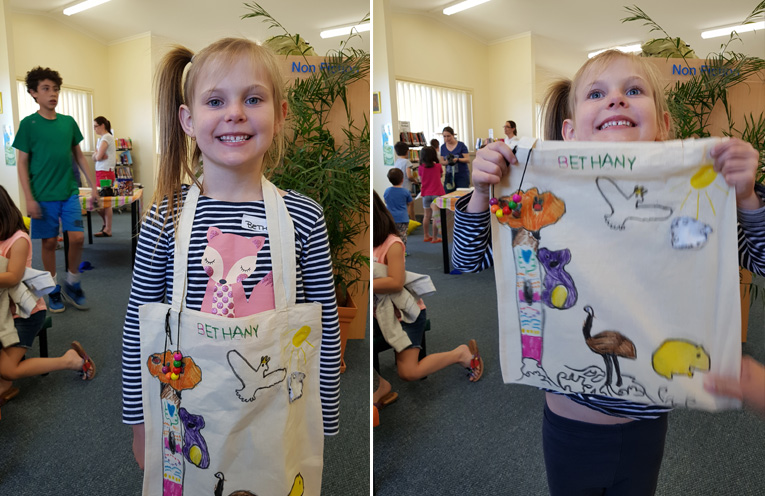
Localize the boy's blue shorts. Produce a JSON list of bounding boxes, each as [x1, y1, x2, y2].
[[31, 195, 84, 239]]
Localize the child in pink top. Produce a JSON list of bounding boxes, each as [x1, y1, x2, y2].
[[0, 185, 95, 408], [418, 146, 445, 242], [372, 191, 483, 397]]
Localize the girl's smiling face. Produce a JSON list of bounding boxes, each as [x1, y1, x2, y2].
[[562, 58, 669, 143], [179, 55, 286, 177]]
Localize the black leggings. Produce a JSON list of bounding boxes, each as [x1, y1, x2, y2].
[[543, 403, 668, 496]]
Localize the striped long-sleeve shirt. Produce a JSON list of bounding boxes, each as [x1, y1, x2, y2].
[[121, 188, 341, 435], [452, 185, 765, 419]]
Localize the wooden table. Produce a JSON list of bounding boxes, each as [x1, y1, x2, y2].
[[433, 188, 472, 274], [77, 188, 143, 267]]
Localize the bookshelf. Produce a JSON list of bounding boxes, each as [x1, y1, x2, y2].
[[114, 137, 134, 196]]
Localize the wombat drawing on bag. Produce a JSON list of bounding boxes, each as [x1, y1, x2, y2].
[[652, 339, 710, 380]]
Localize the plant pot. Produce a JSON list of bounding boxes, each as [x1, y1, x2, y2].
[[741, 267, 752, 342], [337, 291, 358, 373]]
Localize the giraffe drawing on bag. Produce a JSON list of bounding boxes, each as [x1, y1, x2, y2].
[[200, 227, 276, 317]]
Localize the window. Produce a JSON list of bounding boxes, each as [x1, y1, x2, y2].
[[16, 81, 95, 152], [396, 80, 474, 151]]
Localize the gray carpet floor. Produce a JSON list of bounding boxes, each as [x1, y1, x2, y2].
[[373, 224, 765, 495], [0, 209, 370, 495]]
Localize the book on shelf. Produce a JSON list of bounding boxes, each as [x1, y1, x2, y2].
[[116, 137, 133, 150], [118, 150, 133, 165], [398, 131, 426, 147], [115, 165, 134, 195]]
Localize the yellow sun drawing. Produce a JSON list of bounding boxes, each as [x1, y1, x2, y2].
[[283, 325, 315, 370], [674, 165, 729, 219]]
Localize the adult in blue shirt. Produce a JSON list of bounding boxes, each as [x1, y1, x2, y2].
[[439, 126, 469, 192]]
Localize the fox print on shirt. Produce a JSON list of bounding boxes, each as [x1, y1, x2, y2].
[[200, 226, 276, 317]]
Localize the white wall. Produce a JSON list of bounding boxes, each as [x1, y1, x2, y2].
[[12, 13, 112, 120], [372, 0, 398, 197], [390, 12, 491, 148], [487, 34, 535, 140], [0, 0, 20, 204], [107, 35, 155, 204]]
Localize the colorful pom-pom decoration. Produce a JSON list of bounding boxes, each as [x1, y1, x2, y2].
[[512, 193, 522, 203], [162, 366, 169, 374], [502, 206, 511, 215], [496, 209, 504, 218], [489, 197, 499, 206], [508, 201, 517, 209], [490, 204, 499, 214], [171, 373, 179, 380], [173, 352, 182, 361]]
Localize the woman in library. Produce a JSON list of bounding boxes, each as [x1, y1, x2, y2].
[[439, 127, 470, 192], [93, 116, 116, 237]]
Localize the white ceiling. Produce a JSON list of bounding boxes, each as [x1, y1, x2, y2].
[[8, 0, 370, 53], [9, 1, 762, 58], [389, 0, 765, 59]]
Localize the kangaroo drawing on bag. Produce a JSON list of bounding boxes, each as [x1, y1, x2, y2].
[[201, 226, 276, 318]]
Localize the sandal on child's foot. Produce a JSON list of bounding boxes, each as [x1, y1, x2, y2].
[[430, 237, 442, 243], [423, 236, 433, 242], [466, 339, 484, 382], [0, 387, 20, 407], [71, 341, 96, 380], [373, 391, 399, 410]]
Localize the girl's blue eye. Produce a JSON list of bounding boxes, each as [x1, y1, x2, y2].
[[587, 90, 604, 99], [208, 99, 223, 107], [246, 97, 261, 105], [626, 87, 642, 96]]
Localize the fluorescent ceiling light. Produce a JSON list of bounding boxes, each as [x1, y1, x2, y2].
[[320, 22, 371, 39], [443, 0, 491, 16], [63, 0, 111, 16], [588, 44, 643, 59], [701, 21, 765, 39]]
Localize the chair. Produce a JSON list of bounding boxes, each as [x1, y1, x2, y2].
[[38, 316, 51, 375]]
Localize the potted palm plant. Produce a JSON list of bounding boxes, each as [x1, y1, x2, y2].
[[623, 3, 765, 336], [243, 3, 371, 368]]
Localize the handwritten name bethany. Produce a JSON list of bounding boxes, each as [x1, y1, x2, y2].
[[558, 154, 636, 171]]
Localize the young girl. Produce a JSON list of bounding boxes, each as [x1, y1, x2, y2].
[[0, 185, 95, 409], [121, 38, 340, 495], [452, 50, 763, 495], [419, 146, 444, 243], [93, 116, 117, 237], [373, 191, 482, 383]]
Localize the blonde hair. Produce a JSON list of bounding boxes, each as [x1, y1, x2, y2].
[[152, 37, 287, 228], [542, 50, 672, 141]]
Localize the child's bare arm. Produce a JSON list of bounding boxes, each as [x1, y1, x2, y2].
[[467, 141, 517, 213], [0, 239, 29, 288], [132, 423, 145, 469], [373, 243, 406, 294]]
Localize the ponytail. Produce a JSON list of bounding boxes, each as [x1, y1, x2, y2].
[[152, 45, 200, 230], [94, 116, 112, 134], [541, 79, 571, 141]]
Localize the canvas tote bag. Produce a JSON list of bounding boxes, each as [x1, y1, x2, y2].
[[139, 179, 324, 496], [491, 137, 741, 411]]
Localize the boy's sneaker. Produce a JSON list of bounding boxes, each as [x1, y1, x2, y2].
[[62, 282, 88, 310], [48, 285, 65, 313]]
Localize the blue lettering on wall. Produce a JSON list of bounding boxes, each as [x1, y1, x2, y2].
[[291, 61, 316, 73]]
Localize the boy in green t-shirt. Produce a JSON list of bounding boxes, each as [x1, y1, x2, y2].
[[13, 66, 98, 313]]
